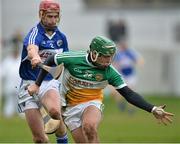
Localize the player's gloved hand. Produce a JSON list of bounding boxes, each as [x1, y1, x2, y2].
[[151, 105, 174, 125], [27, 83, 40, 96]]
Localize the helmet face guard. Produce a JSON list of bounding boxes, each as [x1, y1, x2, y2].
[[90, 36, 117, 68], [39, 0, 60, 30]]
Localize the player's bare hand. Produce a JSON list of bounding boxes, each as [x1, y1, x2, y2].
[[152, 105, 174, 125], [27, 83, 40, 96], [31, 56, 42, 68]]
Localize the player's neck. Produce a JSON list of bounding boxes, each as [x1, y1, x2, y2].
[[40, 22, 55, 36], [45, 30, 54, 36]]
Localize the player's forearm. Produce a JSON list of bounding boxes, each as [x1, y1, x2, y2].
[[117, 86, 154, 112], [27, 44, 40, 60], [35, 54, 56, 86]]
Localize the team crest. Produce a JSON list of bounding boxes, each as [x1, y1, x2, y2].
[[95, 74, 103, 81], [57, 40, 63, 47]]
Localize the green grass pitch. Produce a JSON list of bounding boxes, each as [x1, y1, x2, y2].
[[0, 95, 179, 143]]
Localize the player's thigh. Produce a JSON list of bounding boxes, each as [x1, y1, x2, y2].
[[82, 105, 102, 127], [40, 80, 61, 112], [41, 89, 60, 111]]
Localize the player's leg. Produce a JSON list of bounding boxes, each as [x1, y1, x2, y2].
[[18, 80, 49, 143], [41, 89, 61, 120], [40, 106, 60, 134], [40, 80, 67, 143], [63, 101, 103, 143], [63, 103, 89, 143], [71, 105, 102, 143], [25, 108, 49, 143], [71, 127, 88, 143], [81, 105, 102, 143]]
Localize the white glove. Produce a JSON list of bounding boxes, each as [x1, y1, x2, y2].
[[151, 105, 174, 125]]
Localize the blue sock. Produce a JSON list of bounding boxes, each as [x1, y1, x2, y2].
[[56, 133, 68, 144]]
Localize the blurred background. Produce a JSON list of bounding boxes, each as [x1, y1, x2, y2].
[[0, 0, 180, 143]]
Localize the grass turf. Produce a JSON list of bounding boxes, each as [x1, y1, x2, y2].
[[0, 95, 179, 143]]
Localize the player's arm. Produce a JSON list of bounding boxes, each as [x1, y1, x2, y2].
[[27, 44, 42, 67], [117, 86, 174, 125], [35, 54, 56, 86], [27, 54, 56, 96], [117, 86, 154, 112]]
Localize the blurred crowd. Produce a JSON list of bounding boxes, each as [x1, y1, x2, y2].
[[0, 30, 23, 118]]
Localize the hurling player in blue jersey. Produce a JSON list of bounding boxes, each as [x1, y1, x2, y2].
[[18, 0, 68, 143]]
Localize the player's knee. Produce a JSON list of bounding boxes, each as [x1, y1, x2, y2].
[[49, 108, 60, 120], [82, 122, 97, 140]]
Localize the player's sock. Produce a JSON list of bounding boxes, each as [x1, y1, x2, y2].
[[56, 133, 68, 144]]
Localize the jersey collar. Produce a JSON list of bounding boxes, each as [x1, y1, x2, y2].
[[37, 22, 59, 34]]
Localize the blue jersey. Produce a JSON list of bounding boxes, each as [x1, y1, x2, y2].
[[113, 48, 139, 77], [19, 23, 69, 80]]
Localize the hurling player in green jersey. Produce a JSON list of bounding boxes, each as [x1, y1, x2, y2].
[[27, 36, 174, 143]]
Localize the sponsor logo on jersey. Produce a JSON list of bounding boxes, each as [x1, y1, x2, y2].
[[69, 76, 93, 87]]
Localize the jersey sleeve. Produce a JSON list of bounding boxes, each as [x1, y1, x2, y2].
[[23, 26, 41, 48], [107, 65, 127, 89], [54, 52, 69, 66], [54, 51, 86, 66], [61, 33, 69, 52]]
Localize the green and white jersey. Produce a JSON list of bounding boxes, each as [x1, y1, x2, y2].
[[54, 51, 126, 106]]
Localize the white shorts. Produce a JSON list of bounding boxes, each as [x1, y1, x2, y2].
[[63, 100, 104, 131], [17, 79, 60, 113]]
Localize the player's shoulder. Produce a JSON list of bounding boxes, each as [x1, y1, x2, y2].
[[106, 65, 124, 81], [23, 25, 39, 44], [29, 23, 40, 33], [57, 50, 87, 58], [24, 24, 39, 37], [55, 51, 87, 65], [107, 64, 121, 74], [55, 28, 67, 38]]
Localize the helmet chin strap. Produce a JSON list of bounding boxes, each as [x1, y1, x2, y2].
[[90, 51, 105, 69], [40, 21, 56, 32], [90, 51, 112, 69], [90, 51, 99, 62]]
